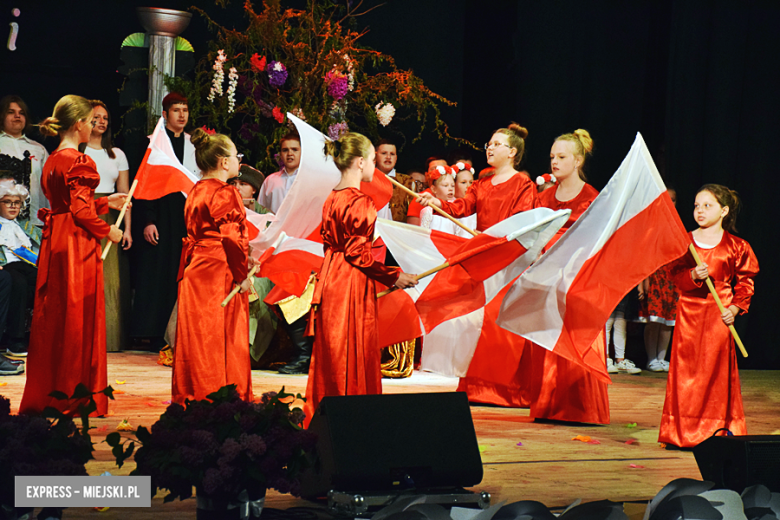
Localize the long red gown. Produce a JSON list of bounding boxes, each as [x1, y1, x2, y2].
[[172, 179, 252, 404], [304, 188, 400, 424], [446, 173, 538, 406], [20, 149, 111, 416], [658, 231, 758, 447], [528, 183, 610, 424]]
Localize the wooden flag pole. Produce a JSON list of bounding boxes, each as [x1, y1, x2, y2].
[[101, 179, 138, 260], [688, 243, 748, 358], [221, 264, 259, 307], [386, 176, 478, 237], [376, 261, 450, 298]]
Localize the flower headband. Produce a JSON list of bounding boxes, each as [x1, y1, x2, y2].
[[427, 164, 456, 184], [452, 161, 475, 175], [536, 173, 557, 185]]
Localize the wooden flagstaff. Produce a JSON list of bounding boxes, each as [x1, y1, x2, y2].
[[385, 176, 478, 237], [687, 243, 748, 358], [221, 264, 259, 307], [376, 261, 451, 298], [101, 179, 138, 260]]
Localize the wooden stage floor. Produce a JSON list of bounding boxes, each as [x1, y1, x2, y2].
[[2, 351, 779, 518]]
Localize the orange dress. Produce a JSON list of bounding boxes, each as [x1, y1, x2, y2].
[[172, 179, 252, 404], [304, 188, 400, 423], [659, 231, 758, 447], [450, 173, 538, 407], [20, 149, 111, 416], [528, 184, 610, 424]]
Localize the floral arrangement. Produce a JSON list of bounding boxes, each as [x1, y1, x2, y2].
[[108, 385, 316, 503], [0, 384, 114, 510], [168, 0, 472, 173]]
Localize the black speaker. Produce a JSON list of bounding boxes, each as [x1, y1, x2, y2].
[[300, 392, 483, 498], [693, 435, 780, 492]]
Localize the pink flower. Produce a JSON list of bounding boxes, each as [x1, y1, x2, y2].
[[201, 126, 216, 135], [272, 107, 285, 123]]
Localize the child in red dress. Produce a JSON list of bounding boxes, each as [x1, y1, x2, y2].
[[659, 184, 758, 448], [304, 133, 417, 424]]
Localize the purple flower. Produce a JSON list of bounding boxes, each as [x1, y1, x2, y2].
[[325, 71, 349, 101], [239, 123, 260, 142], [240, 433, 267, 457], [327, 122, 349, 140], [266, 61, 288, 88]]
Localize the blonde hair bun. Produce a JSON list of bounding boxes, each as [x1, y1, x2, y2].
[[38, 117, 61, 137], [573, 128, 594, 154], [190, 128, 211, 150]]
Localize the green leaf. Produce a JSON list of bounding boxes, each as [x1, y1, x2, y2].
[[102, 386, 115, 400], [70, 383, 92, 400], [105, 432, 121, 447], [48, 390, 69, 401]]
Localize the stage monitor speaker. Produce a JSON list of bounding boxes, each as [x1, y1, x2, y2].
[[693, 435, 780, 492], [300, 392, 483, 498]]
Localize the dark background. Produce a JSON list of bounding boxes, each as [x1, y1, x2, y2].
[[1, 0, 777, 367]]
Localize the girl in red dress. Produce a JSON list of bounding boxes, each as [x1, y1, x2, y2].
[[529, 129, 610, 424], [172, 128, 253, 404], [20, 95, 128, 415], [419, 124, 538, 408], [659, 184, 758, 448], [419, 123, 537, 231], [304, 133, 418, 424]]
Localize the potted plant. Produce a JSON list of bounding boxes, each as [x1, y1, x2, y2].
[[108, 385, 316, 519], [0, 384, 114, 520]]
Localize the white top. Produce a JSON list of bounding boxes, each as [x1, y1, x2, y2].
[[181, 133, 199, 177], [83, 146, 129, 193], [0, 215, 33, 264], [0, 132, 49, 225], [258, 168, 298, 213]]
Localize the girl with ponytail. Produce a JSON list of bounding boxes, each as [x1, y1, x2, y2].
[[20, 95, 129, 416], [172, 128, 253, 404], [659, 184, 759, 448], [417, 123, 538, 231], [527, 129, 610, 425], [304, 132, 417, 424]]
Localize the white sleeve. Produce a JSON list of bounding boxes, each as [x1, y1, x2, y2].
[[114, 148, 129, 171]]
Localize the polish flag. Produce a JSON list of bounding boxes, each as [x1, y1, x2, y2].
[[133, 117, 200, 200], [377, 209, 570, 335], [252, 114, 400, 303], [497, 133, 689, 380]]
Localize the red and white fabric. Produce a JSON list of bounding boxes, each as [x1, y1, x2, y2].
[[497, 133, 690, 381], [376, 208, 570, 375], [133, 117, 200, 200]]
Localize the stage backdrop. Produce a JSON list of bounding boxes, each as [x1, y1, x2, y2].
[[1, 0, 777, 368]]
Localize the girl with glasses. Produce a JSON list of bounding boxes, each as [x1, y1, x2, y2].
[[172, 128, 253, 404]]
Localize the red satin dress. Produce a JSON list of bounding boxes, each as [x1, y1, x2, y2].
[[304, 188, 400, 424], [658, 231, 758, 447], [439, 173, 538, 232], [20, 149, 111, 416], [449, 173, 538, 407], [172, 179, 252, 404], [528, 183, 611, 424]]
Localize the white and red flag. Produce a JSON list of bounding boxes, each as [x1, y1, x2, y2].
[[133, 117, 200, 200], [251, 114, 399, 300], [376, 208, 570, 372], [497, 133, 689, 380]]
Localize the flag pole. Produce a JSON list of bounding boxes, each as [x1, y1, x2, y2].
[[221, 264, 259, 307], [688, 244, 748, 358], [377, 261, 450, 298], [386, 176, 478, 237], [101, 179, 139, 260]]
